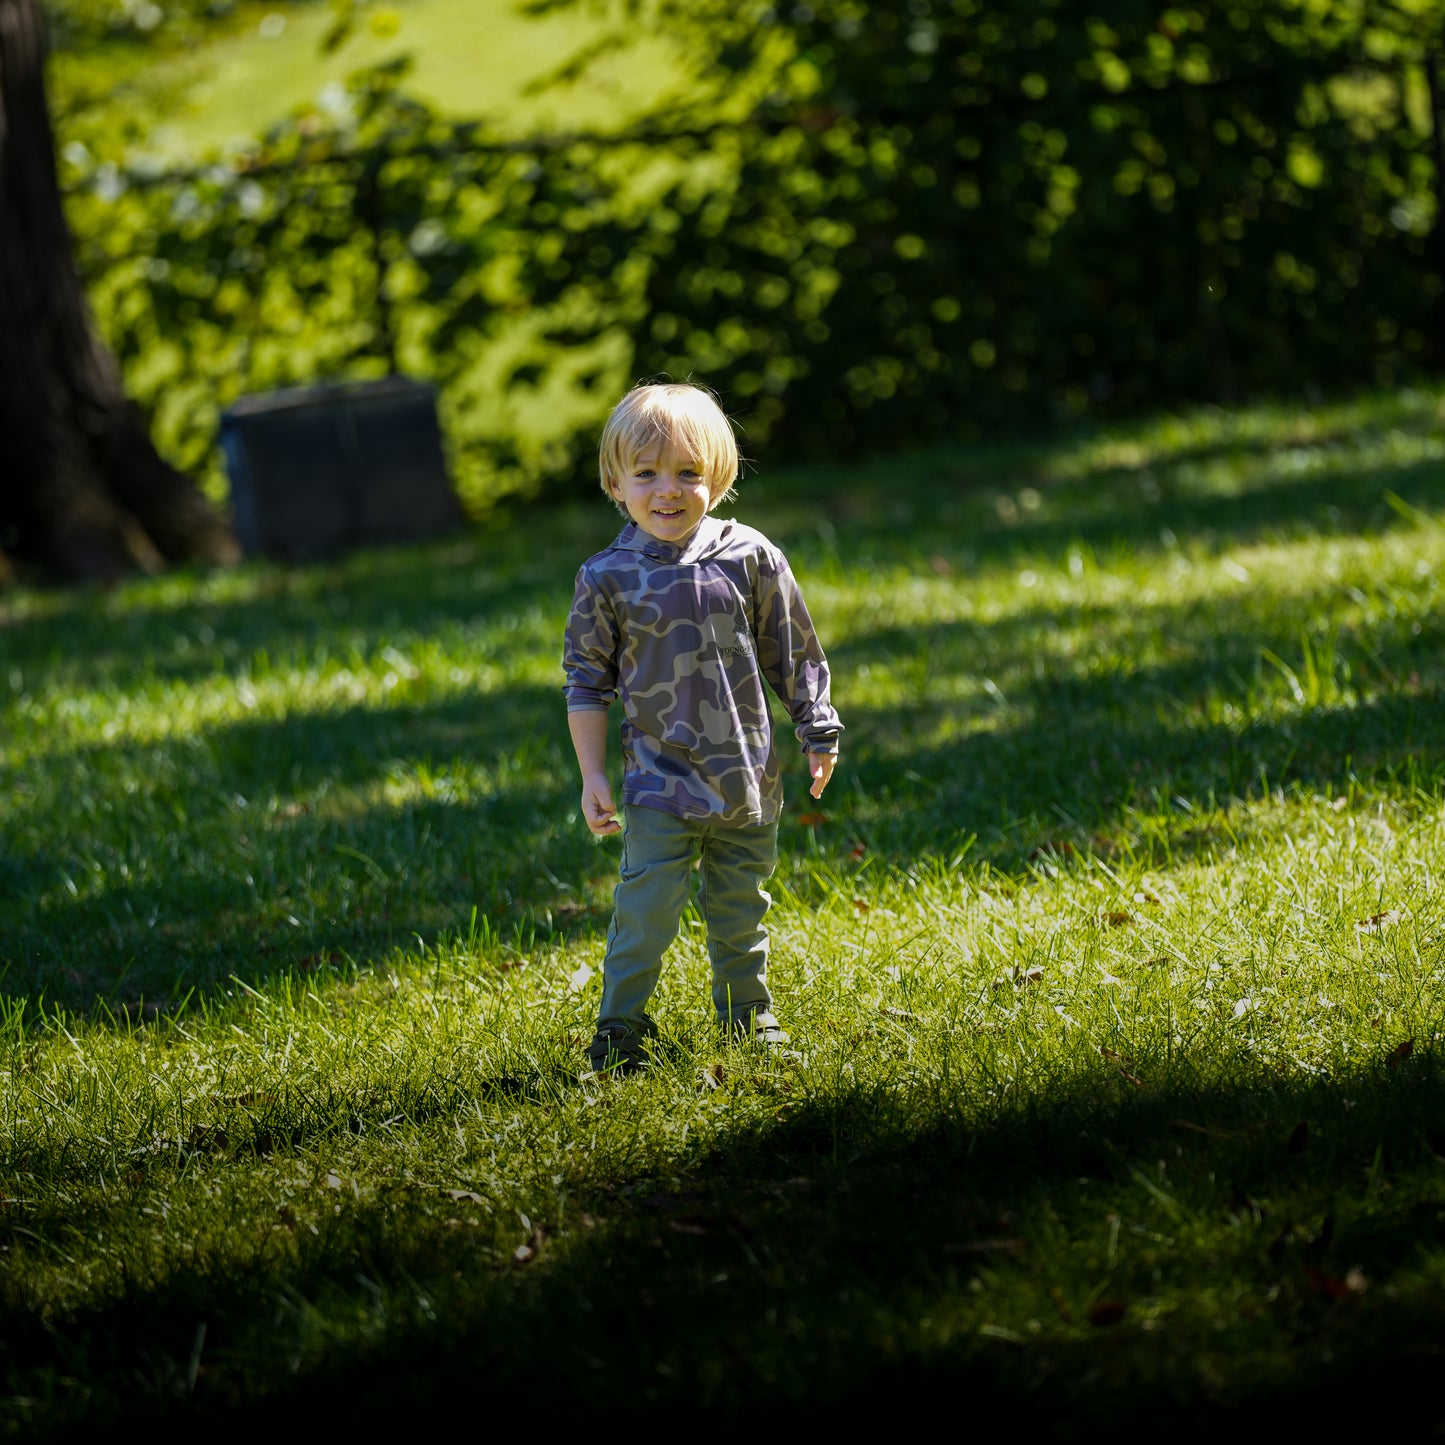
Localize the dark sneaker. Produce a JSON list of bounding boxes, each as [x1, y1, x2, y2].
[[586, 1023, 648, 1076]]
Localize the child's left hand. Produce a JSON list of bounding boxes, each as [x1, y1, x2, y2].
[[808, 752, 837, 799]]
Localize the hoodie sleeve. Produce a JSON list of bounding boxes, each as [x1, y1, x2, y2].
[[562, 564, 619, 712], [754, 546, 843, 753]]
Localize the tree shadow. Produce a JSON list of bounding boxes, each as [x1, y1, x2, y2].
[[0, 684, 618, 1012], [5, 415, 1443, 1022], [818, 552, 1445, 865], [9, 479, 1445, 1015], [5, 417, 1445, 1431], [0, 520, 608, 693], [6, 1046, 1444, 1435], [770, 428, 1445, 581]]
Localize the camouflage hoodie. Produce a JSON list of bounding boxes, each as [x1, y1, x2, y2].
[[563, 516, 842, 826]]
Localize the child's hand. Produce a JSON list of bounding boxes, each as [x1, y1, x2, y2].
[[581, 773, 621, 835], [808, 751, 837, 799]]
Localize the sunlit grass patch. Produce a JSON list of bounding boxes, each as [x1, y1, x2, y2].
[[3, 388, 1445, 1429], [51, 0, 689, 159]]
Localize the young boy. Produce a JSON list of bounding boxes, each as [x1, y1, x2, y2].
[[563, 382, 843, 1073]]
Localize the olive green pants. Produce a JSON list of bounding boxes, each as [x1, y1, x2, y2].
[[597, 804, 779, 1034]]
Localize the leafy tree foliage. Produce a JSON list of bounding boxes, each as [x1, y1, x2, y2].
[[606, 0, 1445, 453], [58, 0, 1445, 515]]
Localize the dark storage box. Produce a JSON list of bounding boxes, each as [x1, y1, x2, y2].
[[220, 376, 461, 559]]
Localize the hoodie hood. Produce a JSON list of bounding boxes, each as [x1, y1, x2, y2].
[[613, 516, 736, 566]]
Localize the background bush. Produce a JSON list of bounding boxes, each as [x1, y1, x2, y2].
[[56, 0, 1445, 512]]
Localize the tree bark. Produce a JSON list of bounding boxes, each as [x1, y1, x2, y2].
[[0, 0, 238, 582]]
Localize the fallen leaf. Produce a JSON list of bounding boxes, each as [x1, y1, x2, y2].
[[446, 1189, 483, 1203], [184, 1125, 229, 1154], [325, 1172, 343, 1190], [1118, 1069, 1144, 1088], [1386, 1038, 1414, 1067], [1088, 1299, 1126, 1327], [1014, 966, 1045, 986], [1344, 1266, 1369, 1294], [218, 1091, 279, 1109], [1356, 910, 1403, 934], [1169, 1118, 1234, 1139], [510, 1222, 545, 1266], [1134, 889, 1163, 906], [699, 1062, 726, 1091], [1099, 1046, 1136, 1066], [943, 1238, 1027, 1255], [978, 1323, 1026, 1344], [854, 898, 870, 915], [798, 812, 828, 827], [1288, 1121, 1310, 1155], [1302, 1266, 1351, 1300], [848, 843, 868, 861], [552, 901, 595, 922], [668, 1219, 708, 1237], [1102, 910, 1136, 928]]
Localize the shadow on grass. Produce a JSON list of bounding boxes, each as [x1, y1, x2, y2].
[[7, 529, 1445, 1013], [818, 442, 1445, 855], [4, 415, 1444, 1020], [0, 517, 614, 692], [0, 685, 611, 1010], [773, 421, 1445, 577], [9, 1048, 1445, 1437]]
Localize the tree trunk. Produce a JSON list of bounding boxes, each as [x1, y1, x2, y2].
[[0, 0, 238, 583]]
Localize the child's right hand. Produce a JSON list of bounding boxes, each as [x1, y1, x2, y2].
[[581, 774, 621, 835]]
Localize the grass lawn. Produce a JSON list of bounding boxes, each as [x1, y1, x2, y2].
[[5, 387, 1445, 1432], [49, 0, 687, 159]]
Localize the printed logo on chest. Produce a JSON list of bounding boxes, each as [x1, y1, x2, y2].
[[701, 612, 754, 659]]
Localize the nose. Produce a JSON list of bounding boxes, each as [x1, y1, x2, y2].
[[656, 472, 682, 495]]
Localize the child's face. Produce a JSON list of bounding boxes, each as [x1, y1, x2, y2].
[[607, 438, 716, 545]]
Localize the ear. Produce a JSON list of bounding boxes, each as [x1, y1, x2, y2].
[[605, 473, 625, 503]]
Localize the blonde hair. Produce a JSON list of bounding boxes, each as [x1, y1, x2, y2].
[[598, 383, 740, 509]]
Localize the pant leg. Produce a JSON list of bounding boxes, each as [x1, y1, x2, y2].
[[698, 819, 779, 1026], [597, 805, 698, 1034]]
